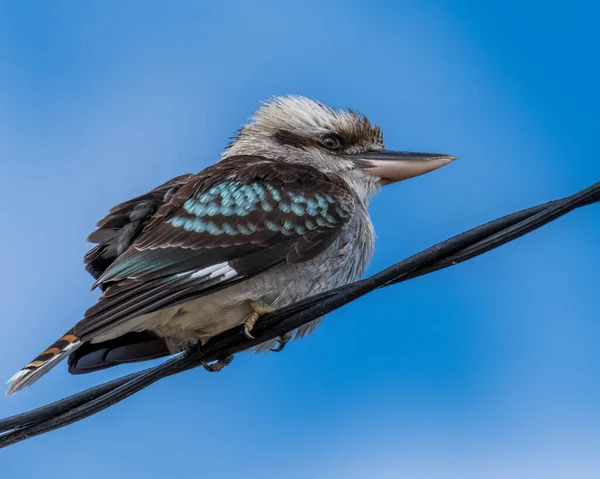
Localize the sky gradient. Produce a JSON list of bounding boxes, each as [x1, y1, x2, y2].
[[1, 1, 599, 477]]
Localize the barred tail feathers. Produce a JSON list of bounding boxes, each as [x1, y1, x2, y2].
[[6, 333, 81, 396]]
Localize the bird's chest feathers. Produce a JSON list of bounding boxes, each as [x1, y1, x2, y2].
[[240, 207, 375, 304]]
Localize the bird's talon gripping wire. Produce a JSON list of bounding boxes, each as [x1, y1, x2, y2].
[[201, 355, 234, 373], [242, 300, 275, 340], [270, 332, 292, 352]]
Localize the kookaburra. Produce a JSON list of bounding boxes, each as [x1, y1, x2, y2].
[[7, 96, 456, 395]]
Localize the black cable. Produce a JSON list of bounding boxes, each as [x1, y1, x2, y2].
[[1, 181, 598, 448]]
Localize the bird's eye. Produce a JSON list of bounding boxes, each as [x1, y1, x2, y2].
[[321, 135, 342, 150]]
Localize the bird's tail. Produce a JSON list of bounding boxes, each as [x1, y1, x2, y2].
[[6, 332, 81, 396]]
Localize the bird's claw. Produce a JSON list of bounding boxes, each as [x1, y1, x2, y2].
[[202, 354, 234, 373], [270, 332, 292, 352], [242, 300, 275, 340], [243, 324, 255, 340]]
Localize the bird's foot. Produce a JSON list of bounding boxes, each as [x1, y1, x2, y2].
[[270, 331, 292, 352], [202, 354, 234, 373], [242, 300, 275, 339]]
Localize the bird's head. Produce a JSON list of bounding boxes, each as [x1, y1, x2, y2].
[[223, 96, 456, 201]]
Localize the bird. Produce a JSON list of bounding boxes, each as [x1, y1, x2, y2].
[[6, 95, 456, 395]]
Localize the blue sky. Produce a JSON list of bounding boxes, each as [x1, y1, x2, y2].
[[1, 1, 599, 477]]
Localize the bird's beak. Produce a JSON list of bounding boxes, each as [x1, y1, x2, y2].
[[349, 150, 457, 184]]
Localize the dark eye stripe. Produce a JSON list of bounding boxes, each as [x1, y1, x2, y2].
[[273, 129, 347, 152]]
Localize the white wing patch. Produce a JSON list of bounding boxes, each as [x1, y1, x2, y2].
[[190, 262, 238, 282]]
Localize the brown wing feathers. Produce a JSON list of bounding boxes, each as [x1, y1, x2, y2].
[[74, 157, 355, 340], [84, 174, 194, 283]]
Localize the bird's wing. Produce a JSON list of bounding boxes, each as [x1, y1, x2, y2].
[[74, 155, 356, 339], [84, 173, 194, 286]]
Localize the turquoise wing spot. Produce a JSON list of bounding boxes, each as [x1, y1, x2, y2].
[[278, 202, 291, 214], [251, 183, 266, 200], [182, 198, 202, 216], [264, 219, 294, 236], [213, 182, 233, 193], [206, 220, 223, 235], [205, 204, 221, 216], [289, 192, 308, 204], [231, 190, 244, 201], [315, 216, 328, 227], [340, 201, 353, 214], [335, 204, 349, 216], [221, 196, 235, 207], [306, 197, 318, 212], [314, 194, 329, 209], [266, 184, 282, 201], [260, 200, 274, 212], [305, 219, 317, 230], [294, 224, 307, 234], [236, 223, 252, 235], [264, 220, 279, 232], [169, 216, 207, 233], [234, 205, 251, 216], [221, 205, 235, 216], [283, 218, 295, 231], [291, 202, 305, 215], [221, 222, 236, 235], [238, 185, 257, 204]]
